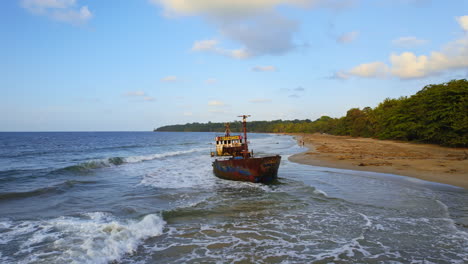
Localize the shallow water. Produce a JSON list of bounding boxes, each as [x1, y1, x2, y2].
[[0, 132, 466, 263]]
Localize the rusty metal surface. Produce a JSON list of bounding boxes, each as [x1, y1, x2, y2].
[[212, 155, 281, 183]]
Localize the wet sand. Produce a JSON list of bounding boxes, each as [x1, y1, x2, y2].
[[288, 133, 468, 189]]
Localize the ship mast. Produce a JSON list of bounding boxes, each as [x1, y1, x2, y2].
[[238, 115, 251, 158], [224, 123, 231, 137]]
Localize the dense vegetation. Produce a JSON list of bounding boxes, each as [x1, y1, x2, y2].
[[156, 79, 468, 147]]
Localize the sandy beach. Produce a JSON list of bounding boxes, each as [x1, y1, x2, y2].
[[288, 133, 468, 189]]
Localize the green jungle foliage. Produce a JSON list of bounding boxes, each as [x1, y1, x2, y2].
[[156, 79, 468, 147]]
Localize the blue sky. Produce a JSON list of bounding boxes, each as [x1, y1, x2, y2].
[[1, 0, 467, 131]]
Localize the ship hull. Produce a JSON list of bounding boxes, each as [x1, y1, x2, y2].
[[212, 155, 281, 184]]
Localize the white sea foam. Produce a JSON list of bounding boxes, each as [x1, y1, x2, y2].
[[148, 202, 468, 263], [436, 200, 468, 236], [6, 212, 165, 264], [0, 220, 13, 244], [373, 224, 385, 231], [0, 220, 38, 246], [152, 212, 376, 263], [359, 213, 372, 228], [435, 199, 450, 218], [65, 148, 207, 172], [124, 148, 205, 164], [220, 180, 277, 192], [313, 188, 328, 197], [314, 234, 371, 261], [140, 153, 214, 189]]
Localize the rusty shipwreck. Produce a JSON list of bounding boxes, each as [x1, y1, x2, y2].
[[211, 115, 281, 183]]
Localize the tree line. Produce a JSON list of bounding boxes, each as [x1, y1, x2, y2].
[[155, 79, 468, 147]]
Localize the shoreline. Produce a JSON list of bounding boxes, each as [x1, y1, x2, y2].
[[286, 133, 468, 189]]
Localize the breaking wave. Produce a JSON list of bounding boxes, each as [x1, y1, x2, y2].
[[124, 148, 203, 163], [58, 148, 205, 173], [61, 157, 126, 172], [1, 212, 166, 264]]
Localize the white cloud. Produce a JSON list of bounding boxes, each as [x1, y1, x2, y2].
[[390, 38, 468, 78], [331, 71, 350, 80], [217, 12, 299, 57], [22, 0, 76, 11], [334, 62, 389, 79], [21, 0, 92, 25], [228, 49, 251, 59], [251, 65, 277, 72], [337, 31, 359, 44], [124, 91, 156, 102], [349, 61, 390, 78], [192, 39, 219, 51], [191, 39, 250, 59], [52, 6, 92, 24], [205, 78, 217, 84], [392, 36, 428, 48], [153, 0, 356, 16], [249, 98, 272, 103], [208, 100, 225, 106], [294, 86, 305, 91], [161, 75, 178, 82], [456, 15, 468, 32], [183, 112, 193, 116], [153, 0, 307, 16], [280, 86, 306, 97], [153, 0, 355, 59], [279, 86, 306, 98], [389, 52, 428, 79], [336, 16, 468, 79]]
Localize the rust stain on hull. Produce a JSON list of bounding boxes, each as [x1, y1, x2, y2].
[[212, 155, 281, 184]]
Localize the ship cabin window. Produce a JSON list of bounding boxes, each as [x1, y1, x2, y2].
[[228, 140, 231, 144], [216, 141, 219, 145]]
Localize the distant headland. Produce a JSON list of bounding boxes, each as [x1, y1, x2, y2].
[[155, 79, 467, 148]]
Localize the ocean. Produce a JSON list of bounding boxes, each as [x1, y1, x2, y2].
[[0, 132, 466, 263]]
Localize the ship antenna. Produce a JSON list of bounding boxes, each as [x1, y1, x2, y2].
[[238, 115, 251, 158]]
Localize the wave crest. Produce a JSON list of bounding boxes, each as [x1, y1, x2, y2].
[[3, 212, 165, 264], [59, 148, 204, 173], [62, 157, 125, 172]]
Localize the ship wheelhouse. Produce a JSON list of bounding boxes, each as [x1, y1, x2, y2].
[[214, 135, 244, 156]]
